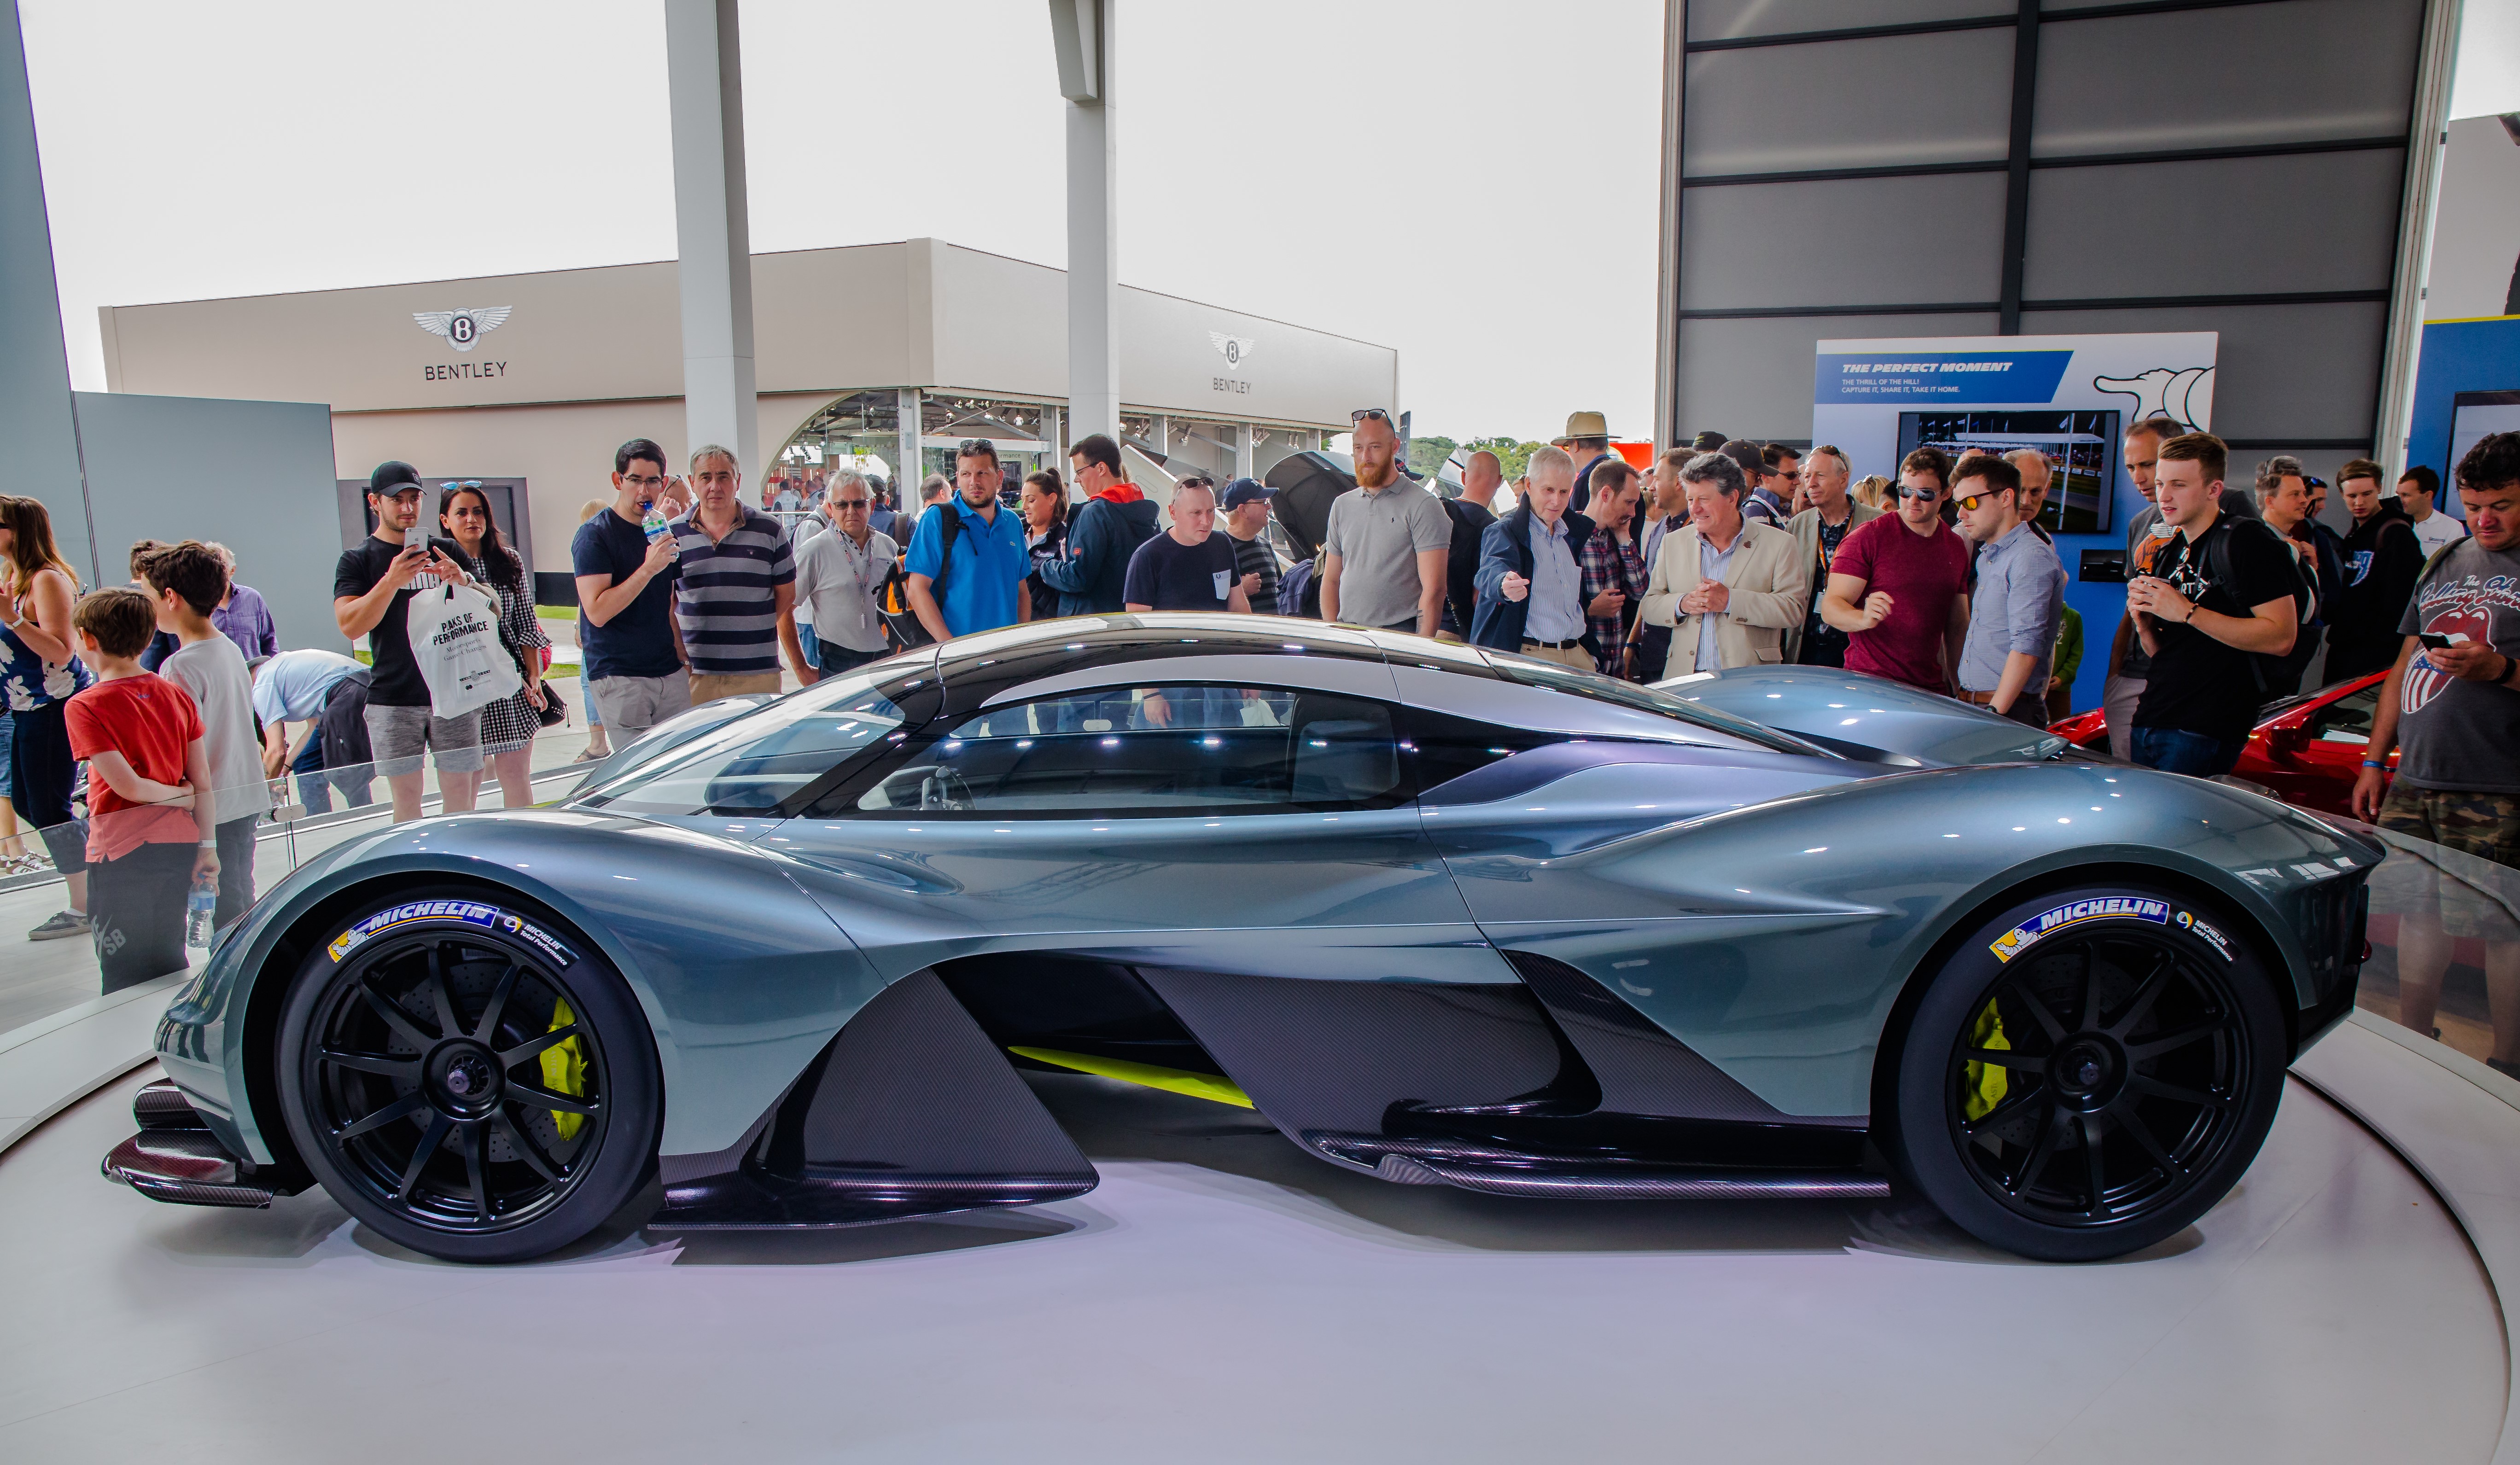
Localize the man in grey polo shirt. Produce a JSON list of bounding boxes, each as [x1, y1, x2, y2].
[[1952, 456, 2065, 726], [1318, 407, 1450, 635]]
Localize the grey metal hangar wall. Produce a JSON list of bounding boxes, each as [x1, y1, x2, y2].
[[1659, 0, 2446, 499]]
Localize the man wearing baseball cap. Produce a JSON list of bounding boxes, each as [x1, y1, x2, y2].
[[1557, 411, 1617, 515], [1219, 477, 1280, 614], [332, 461, 485, 822]]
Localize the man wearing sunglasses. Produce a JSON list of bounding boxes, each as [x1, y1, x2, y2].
[[1951, 457, 2066, 725], [1321, 407, 1450, 636], [1819, 448, 1972, 694]]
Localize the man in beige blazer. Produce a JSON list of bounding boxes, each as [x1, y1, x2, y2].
[[1639, 451, 1810, 676]]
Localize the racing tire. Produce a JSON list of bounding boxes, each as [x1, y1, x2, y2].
[[275, 889, 660, 1263], [1886, 883, 2287, 1262]]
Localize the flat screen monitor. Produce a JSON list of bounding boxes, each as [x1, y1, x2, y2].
[[2450, 391, 2520, 484], [1897, 409, 2120, 536]]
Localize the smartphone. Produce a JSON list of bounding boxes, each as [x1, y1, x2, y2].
[[404, 523, 429, 554], [2419, 632, 2455, 651]]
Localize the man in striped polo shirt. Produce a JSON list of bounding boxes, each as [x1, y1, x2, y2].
[[670, 444, 807, 701]]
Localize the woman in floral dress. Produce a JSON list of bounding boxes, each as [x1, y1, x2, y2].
[[0, 497, 93, 939]]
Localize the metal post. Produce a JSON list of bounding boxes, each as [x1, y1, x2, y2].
[[0, 0, 97, 584], [2374, 0, 2465, 475], [1050, 0, 1119, 440], [1650, 0, 1685, 450], [1042, 404, 1065, 487], [1233, 423, 1254, 481], [1150, 414, 1168, 461], [664, 0, 759, 475], [898, 387, 924, 491]]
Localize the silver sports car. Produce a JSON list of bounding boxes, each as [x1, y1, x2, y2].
[[108, 619, 2377, 1264]]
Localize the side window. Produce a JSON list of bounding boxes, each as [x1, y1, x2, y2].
[[848, 686, 1402, 817], [586, 686, 909, 816], [2306, 686, 2379, 746]]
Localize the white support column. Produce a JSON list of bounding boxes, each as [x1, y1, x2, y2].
[[1232, 423, 1254, 481], [664, 0, 759, 477], [1041, 405, 1066, 490], [1049, 0, 1118, 440], [1149, 414, 1169, 461], [898, 387, 923, 491]]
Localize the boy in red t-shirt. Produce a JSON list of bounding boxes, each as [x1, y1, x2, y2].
[[64, 587, 215, 992]]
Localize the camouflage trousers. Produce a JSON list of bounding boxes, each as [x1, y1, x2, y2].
[[2374, 782, 2520, 940]]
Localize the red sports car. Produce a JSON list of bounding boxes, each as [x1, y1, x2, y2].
[[2049, 671, 2395, 817]]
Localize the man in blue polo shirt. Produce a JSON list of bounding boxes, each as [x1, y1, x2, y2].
[[905, 439, 1031, 640]]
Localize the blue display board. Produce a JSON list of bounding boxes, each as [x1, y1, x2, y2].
[[1812, 332, 2221, 718]]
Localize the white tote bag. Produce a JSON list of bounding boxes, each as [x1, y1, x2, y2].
[[405, 581, 522, 720]]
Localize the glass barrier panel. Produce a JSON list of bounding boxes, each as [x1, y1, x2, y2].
[[2347, 817, 2520, 1070]]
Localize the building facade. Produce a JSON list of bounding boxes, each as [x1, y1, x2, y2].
[[102, 237, 1395, 592]]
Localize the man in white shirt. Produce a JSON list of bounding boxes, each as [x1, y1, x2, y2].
[[2398, 465, 2470, 558], [792, 470, 897, 680]]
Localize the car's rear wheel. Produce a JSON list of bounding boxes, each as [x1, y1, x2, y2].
[[1887, 884, 2286, 1262], [276, 891, 659, 1262]]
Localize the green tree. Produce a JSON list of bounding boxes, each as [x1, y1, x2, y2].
[[1464, 436, 1545, 481], [1406, 434, 1458, 478]]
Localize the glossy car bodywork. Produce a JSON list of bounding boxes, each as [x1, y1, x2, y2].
[[2049, 672, 2394, 818], [140, 618, 2379, 1231]]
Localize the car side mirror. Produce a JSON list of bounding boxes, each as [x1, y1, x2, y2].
[[2264, 723, 2308, 758]]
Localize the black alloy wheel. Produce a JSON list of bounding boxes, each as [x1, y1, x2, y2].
[[1889, 886, 2286, 1262], [276, 895, 659, 1262]]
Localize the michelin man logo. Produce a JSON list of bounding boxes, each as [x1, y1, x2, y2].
[[2094, 366, 2214, 431], [413, 307, 512, 353], [1208, 331, 1258, 371]]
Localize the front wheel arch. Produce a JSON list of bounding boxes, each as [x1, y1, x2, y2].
[[1867, 861, 2293, 1130], [241, 872, 669, 1188], [269, 880, 665, 1261]]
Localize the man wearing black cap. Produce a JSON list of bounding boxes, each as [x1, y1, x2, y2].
[[1220, 477, 1280, 614], [333, 461, 485, 822]]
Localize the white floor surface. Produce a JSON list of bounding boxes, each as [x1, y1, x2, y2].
[[0, 1063, 2503, 1464]]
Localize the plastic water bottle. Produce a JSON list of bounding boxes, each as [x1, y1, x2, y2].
[[184, 873, 217, 949], [642, 503, 671, 542]]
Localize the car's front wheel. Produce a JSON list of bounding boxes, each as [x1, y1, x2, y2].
[[276, 890, 659, 1262], [1887, 884, 2286, 1262]]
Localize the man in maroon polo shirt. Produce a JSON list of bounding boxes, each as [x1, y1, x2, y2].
[[1818, 447, 1971, 693]]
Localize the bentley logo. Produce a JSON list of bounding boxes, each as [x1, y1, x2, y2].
[[414, 307, 512, 353], [1208, 331, 1257, 371]]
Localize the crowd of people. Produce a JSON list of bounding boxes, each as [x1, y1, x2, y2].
[[2, 394, 2514, 1004]]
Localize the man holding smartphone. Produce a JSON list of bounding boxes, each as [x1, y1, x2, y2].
[[2353, 432, 2520, 1073], [2123, 434, 2298, 777], [333, 460, 485, 822]]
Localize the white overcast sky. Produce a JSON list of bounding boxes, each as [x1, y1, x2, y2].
[[19, 0, 2520, 447]]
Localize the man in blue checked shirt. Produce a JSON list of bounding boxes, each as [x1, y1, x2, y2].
[[905, 439, 1032, 640], [1951, 456, 2066, 726]]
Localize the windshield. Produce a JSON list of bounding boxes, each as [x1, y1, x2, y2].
[[1478, 651, 1833, 758], [576, 671, 917, 817]]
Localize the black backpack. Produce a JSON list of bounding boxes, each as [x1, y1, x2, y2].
[[875, 506, 960, 648], [2196, 517, 2319, 691]]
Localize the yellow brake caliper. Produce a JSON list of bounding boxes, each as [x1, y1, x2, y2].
[[539, 997, 589, 1140], [1963, 1000, 2009, 1122]]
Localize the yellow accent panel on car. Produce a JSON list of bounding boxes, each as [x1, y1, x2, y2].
[[542, 998, 589, 1139], [1964, 1001, 2009, 1122], [1009, 1046, 1254, 1109]]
